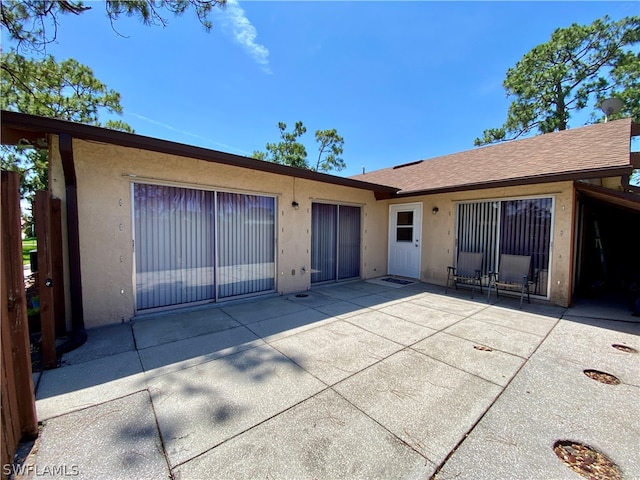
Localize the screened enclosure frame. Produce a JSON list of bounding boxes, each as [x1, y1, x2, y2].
[[131, 181, 278, 312], [454, 195, 555, 299]]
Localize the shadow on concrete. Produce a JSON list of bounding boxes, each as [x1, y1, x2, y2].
[[43, 280, 572, 401]]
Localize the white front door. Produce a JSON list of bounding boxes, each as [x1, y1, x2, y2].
[[388, 203, 422, 279]]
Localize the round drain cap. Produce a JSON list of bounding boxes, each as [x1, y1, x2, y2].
[[554, 440, 621, 480], [583, 369, 620, 385], [611, 343, 638, 354], [473, 345, 493, 352]]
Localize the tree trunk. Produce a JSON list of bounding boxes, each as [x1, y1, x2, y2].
[[555, 82, 567, 131]]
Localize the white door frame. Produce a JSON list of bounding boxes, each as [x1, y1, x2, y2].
[[388, 202, 422, 279]]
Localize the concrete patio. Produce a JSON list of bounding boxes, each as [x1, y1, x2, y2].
[[26, 280, 639, 479]]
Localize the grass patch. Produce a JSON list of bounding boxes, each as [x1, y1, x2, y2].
[[22, 238, 37, 265]]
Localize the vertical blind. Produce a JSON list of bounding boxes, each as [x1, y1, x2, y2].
[[134, 184, 215, 309], [311, 203, 361, 283], [457, 197, 552, 296], [134, 184, 275, 310], [499, 198, 552, 295], [217, 192, 275, 298], [338, 206, 361, 279], [457, 201, 499, 276], [311, 203, 337, 283]]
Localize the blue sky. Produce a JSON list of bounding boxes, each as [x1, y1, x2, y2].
[[3, 1, 638, 176]]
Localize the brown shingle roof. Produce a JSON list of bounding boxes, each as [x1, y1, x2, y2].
[[352, 118, 634, 196]]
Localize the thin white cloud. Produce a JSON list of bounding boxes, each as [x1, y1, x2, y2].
[[219, 0, 271, 74], [126, 111, 252, 156]]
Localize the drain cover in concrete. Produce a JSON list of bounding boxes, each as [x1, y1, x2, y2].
[[554, 440, 621, 480], [583, 369, 620, 385], [473, 345, 493, 352], [611, 343, 638, 354]]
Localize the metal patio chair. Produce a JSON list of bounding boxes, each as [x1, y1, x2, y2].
[[487, 254, 532, 308], [446, 251, 483, 298]]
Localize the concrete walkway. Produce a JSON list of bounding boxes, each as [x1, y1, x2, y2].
[[26, 281, 639, 479]]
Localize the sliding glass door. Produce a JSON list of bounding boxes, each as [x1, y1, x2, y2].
[[134, 184, 215, 310], [456, 197, 552, 296], [311, 203, 361, 283], [134, 183, 275, 311], [216, 192, 275, 298]]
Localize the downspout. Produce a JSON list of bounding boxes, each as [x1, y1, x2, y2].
[[58, 133, 87, 350]]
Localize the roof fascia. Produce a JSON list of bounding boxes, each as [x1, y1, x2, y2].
[[0, 111, 399, 196], [391, 165, 633, 198], [575, 180, 640, 212]]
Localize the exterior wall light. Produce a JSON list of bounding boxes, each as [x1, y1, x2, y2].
[[292, 201, 300, 209], [432, 207, 439, 214]]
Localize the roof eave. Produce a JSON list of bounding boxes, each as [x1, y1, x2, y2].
[[0, 110, 399, 197], [575, 180, 640, 213], [391, 165, 634, 198]]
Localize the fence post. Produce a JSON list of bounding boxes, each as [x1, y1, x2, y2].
[[1, 171, 38, 448], [2, 218, 21, 478], [34, 191, 56, 369]]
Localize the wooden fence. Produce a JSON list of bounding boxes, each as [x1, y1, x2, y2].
[[1, 171, 38, 478], [33, 191, 65, 368]]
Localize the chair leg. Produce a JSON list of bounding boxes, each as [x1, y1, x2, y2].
[[519, 283, 525, 309]]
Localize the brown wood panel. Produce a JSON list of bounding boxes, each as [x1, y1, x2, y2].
[[59, 134, 85, 333], [2, 323, 20, 471], [34, 191, 56, 368], [2, 364, 18, 480], [1, 172, 17, 480], [1, 171, 38, 441]]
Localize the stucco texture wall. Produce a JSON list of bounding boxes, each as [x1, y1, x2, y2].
[[49, 137, 387, 328], [381, 182, 575, 307], [48, 134, 579, 328]]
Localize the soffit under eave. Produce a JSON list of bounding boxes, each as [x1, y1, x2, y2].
[[1, 125, 49, 147], [575, 182, 640, 213]]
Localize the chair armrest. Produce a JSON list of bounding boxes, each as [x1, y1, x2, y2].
[[447, 266, 456, 273]]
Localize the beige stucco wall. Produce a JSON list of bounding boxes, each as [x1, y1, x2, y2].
[[380, 182, 576, 307], [578, 176, 624, 190], [601, 176, 623, 190], [49, 137, 388, 328], [49, 133, 582, 328]]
